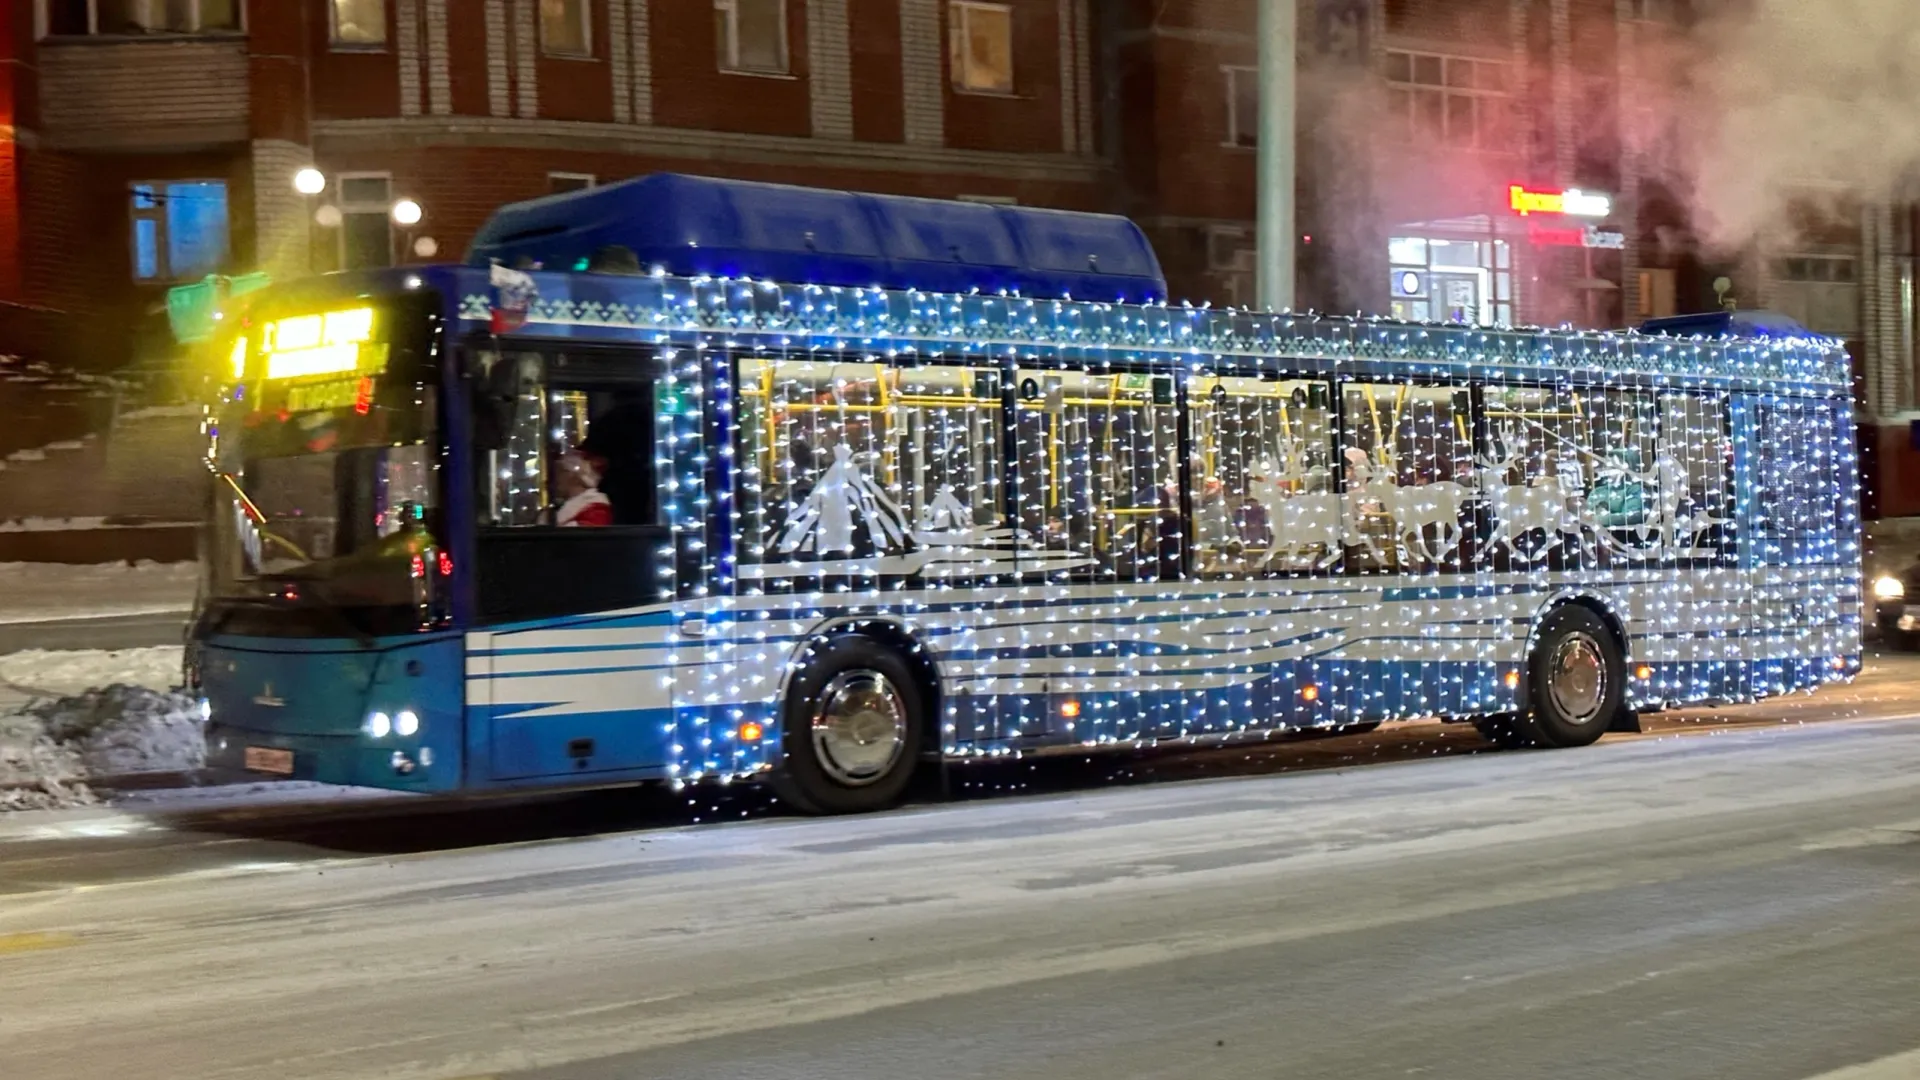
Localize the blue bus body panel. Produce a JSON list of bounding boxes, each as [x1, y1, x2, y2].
[[463, 173, 1167, 302], [199, 634, 467, 792]]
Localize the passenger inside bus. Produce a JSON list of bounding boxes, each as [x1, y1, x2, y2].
[[552, 449, 613, 528], [580, 391, 656, 525]]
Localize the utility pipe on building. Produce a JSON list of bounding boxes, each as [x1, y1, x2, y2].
[[1256, 0, 1298, 312]]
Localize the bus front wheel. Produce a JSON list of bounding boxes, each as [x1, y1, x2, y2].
[[772, 636, 925, 815], [1478, 606, 1623, 750]]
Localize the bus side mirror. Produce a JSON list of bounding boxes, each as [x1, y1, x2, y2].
[[473, 354, 536, 451]]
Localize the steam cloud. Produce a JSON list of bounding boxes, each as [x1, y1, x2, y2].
[[1669, 0, 1920, 251]]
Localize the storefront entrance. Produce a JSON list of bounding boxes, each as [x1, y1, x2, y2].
[[1387, 222, 1514, 328]]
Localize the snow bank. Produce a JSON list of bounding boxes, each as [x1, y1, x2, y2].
[[0, 561, 197, 624], [0, 649, 200, 810], [0, 712, 91, 811], [34, 685, 204, 776]]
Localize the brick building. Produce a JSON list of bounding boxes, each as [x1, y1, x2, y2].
[[1, 0, 1918, 519], [0, 0, 1105, 367]]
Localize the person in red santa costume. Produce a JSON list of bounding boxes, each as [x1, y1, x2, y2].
[[553, 449, 613, 528]]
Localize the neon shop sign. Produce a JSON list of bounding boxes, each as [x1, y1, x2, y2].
[[1508, 185, 1613, 219], [1527, 223, 1627, 250]]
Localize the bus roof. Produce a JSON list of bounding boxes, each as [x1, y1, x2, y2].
[[464, 173, 1167, 304], [420, 266, 1850, 393], [1638, 310, 1818, 339]]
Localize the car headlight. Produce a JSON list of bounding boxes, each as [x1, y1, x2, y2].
[[364, 711, 392, 739], [395, 709, 420, 737], [1874, 576, 1906, 601]]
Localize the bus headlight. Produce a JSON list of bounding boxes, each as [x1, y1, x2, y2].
[[364, 711, 392, 739], [395, 709, 420, 737], [1874, 575, 1906, 601]]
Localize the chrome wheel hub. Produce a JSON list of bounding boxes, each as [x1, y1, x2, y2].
[[1547, 632, 1607, 725], [811, 670, 908, 787]]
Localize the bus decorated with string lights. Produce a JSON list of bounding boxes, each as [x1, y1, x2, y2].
[[188, 174, 1861, 814]]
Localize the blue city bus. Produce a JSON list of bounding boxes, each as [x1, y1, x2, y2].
[[190, 174, 1862, 814]]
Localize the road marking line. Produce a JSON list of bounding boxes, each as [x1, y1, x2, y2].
[[0, 931, 79, 955], [1802, 1047, 1920, 1079]]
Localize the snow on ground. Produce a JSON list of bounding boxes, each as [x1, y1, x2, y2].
[[114, 404, 205, 422], [0, 517, 191, 532], [0, 647, 197, 809], [0, 560, 198, 624], [0, 646, 184, 698]]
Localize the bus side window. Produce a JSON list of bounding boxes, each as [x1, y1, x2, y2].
[[1011, 368, 1180, 582], [1751, 397, 1841, 566], [1657, 391, 1735, 563], [473, 356, 672, 624], [1339, 381, 1474, 576], [1188, 375, 1337, 579], [1477, 384, 1586, 575]]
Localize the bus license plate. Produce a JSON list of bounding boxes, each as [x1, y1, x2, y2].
[[244, 747, 294, 776]]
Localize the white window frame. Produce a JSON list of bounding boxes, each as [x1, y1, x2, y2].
[[129, 178, 230, 283], [328, 0, 389, 49], [549, 172, 597, 194], [1222, 65, 1258, 148], [1383, 49, 1512, 152], [540, 0, 594, 58], [37, 0, 245, 38], [336, 171, 395, 271], [949, 0, 1015, 95], [713, 0, 790, 76]]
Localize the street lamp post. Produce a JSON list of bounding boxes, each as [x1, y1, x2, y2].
[[392, 198, 423, 265], [1256, 0, 1298, 313], [293, 167, 326, 274]]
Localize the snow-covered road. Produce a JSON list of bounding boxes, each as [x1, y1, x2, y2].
[[1, 711, 1919, 1080]]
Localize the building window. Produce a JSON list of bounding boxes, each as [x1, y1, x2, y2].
[[338, 174, 394, 271], [713, 0, 787, 74], [549, 173, 596, 194], [539, 0, 592, 57], [956, 194, 1017, 205], [130, 181, 229, 282], [42, 0, 241, 36], [1383, 49, 1511, 150], [1773, 255, 1857, 284], [950, 1, 1013, 94], [330, 0, 386, 46], [1770, 255, 1860, 336], [1223, 65, 1258, 147]]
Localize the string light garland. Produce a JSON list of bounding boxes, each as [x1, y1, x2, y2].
[[453, 274, 1860, 796]]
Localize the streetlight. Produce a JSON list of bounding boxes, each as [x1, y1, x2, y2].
[[392, 199, 423, 264], [1255, 0, 1297, 312], [292, 168, 327, 273]]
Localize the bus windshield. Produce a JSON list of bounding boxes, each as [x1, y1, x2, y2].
[[200, 299, 447, 639]]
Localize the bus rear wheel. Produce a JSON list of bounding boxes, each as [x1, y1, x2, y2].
[[771, 636, 924, 815], [1478, 606, 1624, 750]]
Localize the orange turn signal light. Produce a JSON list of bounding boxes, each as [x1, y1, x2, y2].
[[738, 721, 764, 742], [1635, 665, 1653, 681], [1060, 700, 1081, 719], [1504, 671, 1520, 689], [1300, 685, 1320, 702]]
